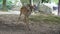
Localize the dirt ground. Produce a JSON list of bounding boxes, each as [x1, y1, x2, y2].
[[0, 14, 60, 34]]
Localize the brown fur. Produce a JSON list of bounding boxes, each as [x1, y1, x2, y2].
[[17, 4, 34, 30]]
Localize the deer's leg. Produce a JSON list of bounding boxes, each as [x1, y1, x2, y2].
[[24, 15, 30, 31], [17, 12, 22, 23]]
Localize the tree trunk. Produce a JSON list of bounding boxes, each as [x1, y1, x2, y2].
[[2, 0, 7, 11], [58, 0, 60, 15], [29, 0, 33, 5], [29, 0, 31, 5]]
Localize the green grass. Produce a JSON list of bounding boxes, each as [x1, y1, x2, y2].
[[29, 14, 60, 24]]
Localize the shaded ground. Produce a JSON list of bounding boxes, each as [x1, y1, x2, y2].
[[0, 14, 60, 34]]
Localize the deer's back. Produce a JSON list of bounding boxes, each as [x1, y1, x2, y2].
[[20, 6, 31, 15]]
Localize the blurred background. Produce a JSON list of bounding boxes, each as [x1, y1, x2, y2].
[[0, 0, 59, 15]]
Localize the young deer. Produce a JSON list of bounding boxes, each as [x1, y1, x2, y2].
[[17, 4, 34, 30]]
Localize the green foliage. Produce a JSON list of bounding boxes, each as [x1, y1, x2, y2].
[[0, 0, 2, 2], [42, 0, 50, 3], [7, 1, 12, 5], [6, 1, 13, 9], [33, 0, 39, 3], [0, 0, 13, 9], [21, 0, 30, 4], [53, 0, 58, 4], [0, 0, 2, 4]]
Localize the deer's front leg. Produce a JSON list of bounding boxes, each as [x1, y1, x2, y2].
[[17, 12, 22, 23], [24, 15, 30, 31]]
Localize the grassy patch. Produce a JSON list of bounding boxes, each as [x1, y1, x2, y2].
[[29, 14, 60, 24]]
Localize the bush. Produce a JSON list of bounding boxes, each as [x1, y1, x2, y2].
[[0, 0, 14, 10]]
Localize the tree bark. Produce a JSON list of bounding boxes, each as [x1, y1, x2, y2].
[[2, 0, 7, 11], [58, 0, 60, 15], [29, 0, 31, 5]]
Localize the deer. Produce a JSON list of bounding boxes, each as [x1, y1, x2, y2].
[[17, 4, 35, 30]]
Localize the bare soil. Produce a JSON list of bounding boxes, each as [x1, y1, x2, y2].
[[0, 14, 60, 34]]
